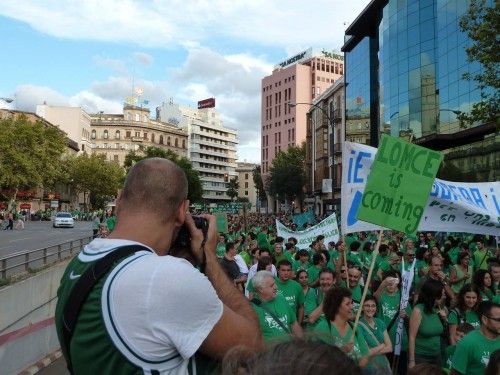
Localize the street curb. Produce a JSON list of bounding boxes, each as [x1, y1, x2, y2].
[[19, 349, 62, 375]]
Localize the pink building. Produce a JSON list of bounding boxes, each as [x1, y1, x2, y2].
[[261, 48, 343, 210]]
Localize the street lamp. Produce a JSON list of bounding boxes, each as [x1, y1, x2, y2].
[[288, 101, 337, 206]]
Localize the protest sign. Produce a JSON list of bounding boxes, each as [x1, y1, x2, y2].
[[394, 258, 416, 355], [341, 141, 500, 235], [357, 134, 443, 235], [276, 213, 339, 248]]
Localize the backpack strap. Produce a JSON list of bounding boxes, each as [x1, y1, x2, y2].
[[62, 245, 151, 374], [251, 299, 291, 334]]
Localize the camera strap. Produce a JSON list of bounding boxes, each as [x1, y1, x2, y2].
[[62, 245, 151, 374]]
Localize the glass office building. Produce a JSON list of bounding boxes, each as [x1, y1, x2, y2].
[[343, 0, 498, 182]]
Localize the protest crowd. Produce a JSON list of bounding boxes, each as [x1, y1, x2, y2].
[[54, 158, 499, 375]]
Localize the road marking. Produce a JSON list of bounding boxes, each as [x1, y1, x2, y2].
[[10, 237, 32, 242]]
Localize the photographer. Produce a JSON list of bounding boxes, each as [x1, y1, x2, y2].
[[55, 158, 261, 374]]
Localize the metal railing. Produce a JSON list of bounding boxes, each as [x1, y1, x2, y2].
[[0, 236, 92, 279]]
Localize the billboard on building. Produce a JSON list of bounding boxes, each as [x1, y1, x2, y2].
[[197, 98, 216, 109]]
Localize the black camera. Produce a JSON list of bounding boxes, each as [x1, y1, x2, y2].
[[171, 216, 209, 251]]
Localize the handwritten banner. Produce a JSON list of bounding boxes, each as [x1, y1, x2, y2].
[[341, 141, 500, 235], [276, 213, 340, 249]]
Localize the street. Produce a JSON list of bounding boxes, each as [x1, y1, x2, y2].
[[0, 221, 92, 258]]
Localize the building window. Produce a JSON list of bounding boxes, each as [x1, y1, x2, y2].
[[143, 132, 148, 140], [167, 137, 171, 146], [115, 130, 120, 139], [114, 155, 119, 162], [152, 133, 155, 143], [135, 113, 140, 121], [182, 139, 186, 148], [115, 143, 119, 149], [127, 113, 132, 121], [91, 130, 96, 139], [103, 130, 108, 139], [245, 191, 248, 196], [245, 173, 249, 179], [135, 131, 140, 138], [245, 182, 248, 188], [159, 135, 164, 145], [126, 131, 131, 138], [175, 138, 178, 147]]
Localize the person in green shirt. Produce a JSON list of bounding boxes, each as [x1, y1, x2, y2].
[[216, 233, 227, 258], [275, 260, 305, 323], [313, 286, 369, 368], [443, 322, 475, 374], [409, 279, 446, 368], [296, 269, 319, 329], [473, 238, 493, 271], [307, 252, 326, 288], [473, 269, 495, 302], [347, 241, 362, 268], [448, 283, 481, 344], [306, 268, 336, 330], [451, 301, 500, 375], [251, 270, 303, 342], [272, 237, 287, 264], [449, 252, 473, 295], [342, 264, 363, 316], [292, 249, 311, 274], [106, 213, 116, 232], [359, 296, 393, 374]]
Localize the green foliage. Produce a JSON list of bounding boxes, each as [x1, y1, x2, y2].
[[459, 0, 499, 125], [266, 143, 306, 203], [226, 177, 239, 201], [0, 115, 67, 210], [64, 153, 124, 210], [252, 165, 267, 201], [123, 146, 203, 203]]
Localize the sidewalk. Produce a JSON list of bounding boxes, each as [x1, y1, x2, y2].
[[19, 350, 69, 375]]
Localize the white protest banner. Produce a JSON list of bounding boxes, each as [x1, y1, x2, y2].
[[341, 141, 500, 235], [394, 258, 416, 355], [276, 213, 340, 249]]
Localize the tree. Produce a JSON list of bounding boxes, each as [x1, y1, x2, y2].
[[123, 146, 203, 203], [64, 153, 124, 210], [266, 144, 306, 206], [0, 115, 67, 211], [459, 0, 499, 125], [226, 177, 239, 201], [252, 165, 267, 202]]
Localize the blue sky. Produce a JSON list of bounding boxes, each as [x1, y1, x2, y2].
[[0, 0, 369, 162]]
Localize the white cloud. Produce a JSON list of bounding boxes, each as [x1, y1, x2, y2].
[[14, 84, 69, 111], [133, 52, 154, 66], [93, 55, 128, 75], [0, 0, 370, 49]]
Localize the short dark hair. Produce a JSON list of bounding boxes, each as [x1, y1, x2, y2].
[[316, 235, 325, 241], [477, 301, 500, 323], [277, 259, 292, 269], [350, 241, 361, 252], [319, 268, 336, 279], [323, 287, 352, 321], [312, 253, 324, 266], [225, 241, 236, 253], [457, 251, 470, 265], [257, 256, 272, 272], [295, 269, 308, 280]]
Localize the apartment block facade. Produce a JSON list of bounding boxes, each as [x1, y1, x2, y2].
[[157, 100, 239, 202]]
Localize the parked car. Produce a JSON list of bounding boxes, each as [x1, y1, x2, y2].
[[53, 212, 74, 228]]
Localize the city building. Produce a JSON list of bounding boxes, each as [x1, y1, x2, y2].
[[35, 105, 93, 154], [90, 105, 188, 166], [261, 48, 344, 211], [342, 0, 498, 181], [236, 162, 259, 212], [157, 98, 239, 202], [0, 109, 81, 212], [305, 78, 345, 216]]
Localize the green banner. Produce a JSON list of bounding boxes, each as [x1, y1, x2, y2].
[[356, 134, 442, 234], [214, 212, 229, 233]]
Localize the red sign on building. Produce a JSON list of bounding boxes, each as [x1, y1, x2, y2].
[[197, 98, 216, 109], [20, 203, 31, 209]]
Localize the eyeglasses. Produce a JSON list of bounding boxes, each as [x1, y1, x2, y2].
[[486, 315, 500, 322]]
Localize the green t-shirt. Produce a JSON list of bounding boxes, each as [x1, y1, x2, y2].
[[414, 304, 444, 356], [307, 265, 321, 285], [359, 317, 391, 372], [359, 250, 373, 273], [350, 284, 362, 315], [347, 252, 362, 268], [275, 278, 305, 319], [313, 319, 369, 361], [252, 295, 296, 342], [451, 329, 500, 375], [303, 287, 320, 317], [447, 309, 480, 329], [216, 243, 226, 258], [473, 248, 492, 271], [106, 216, 116, 232], [444, 344, 456, 374], [293, 260, 310, 273], [377, 290, 411, 350]]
